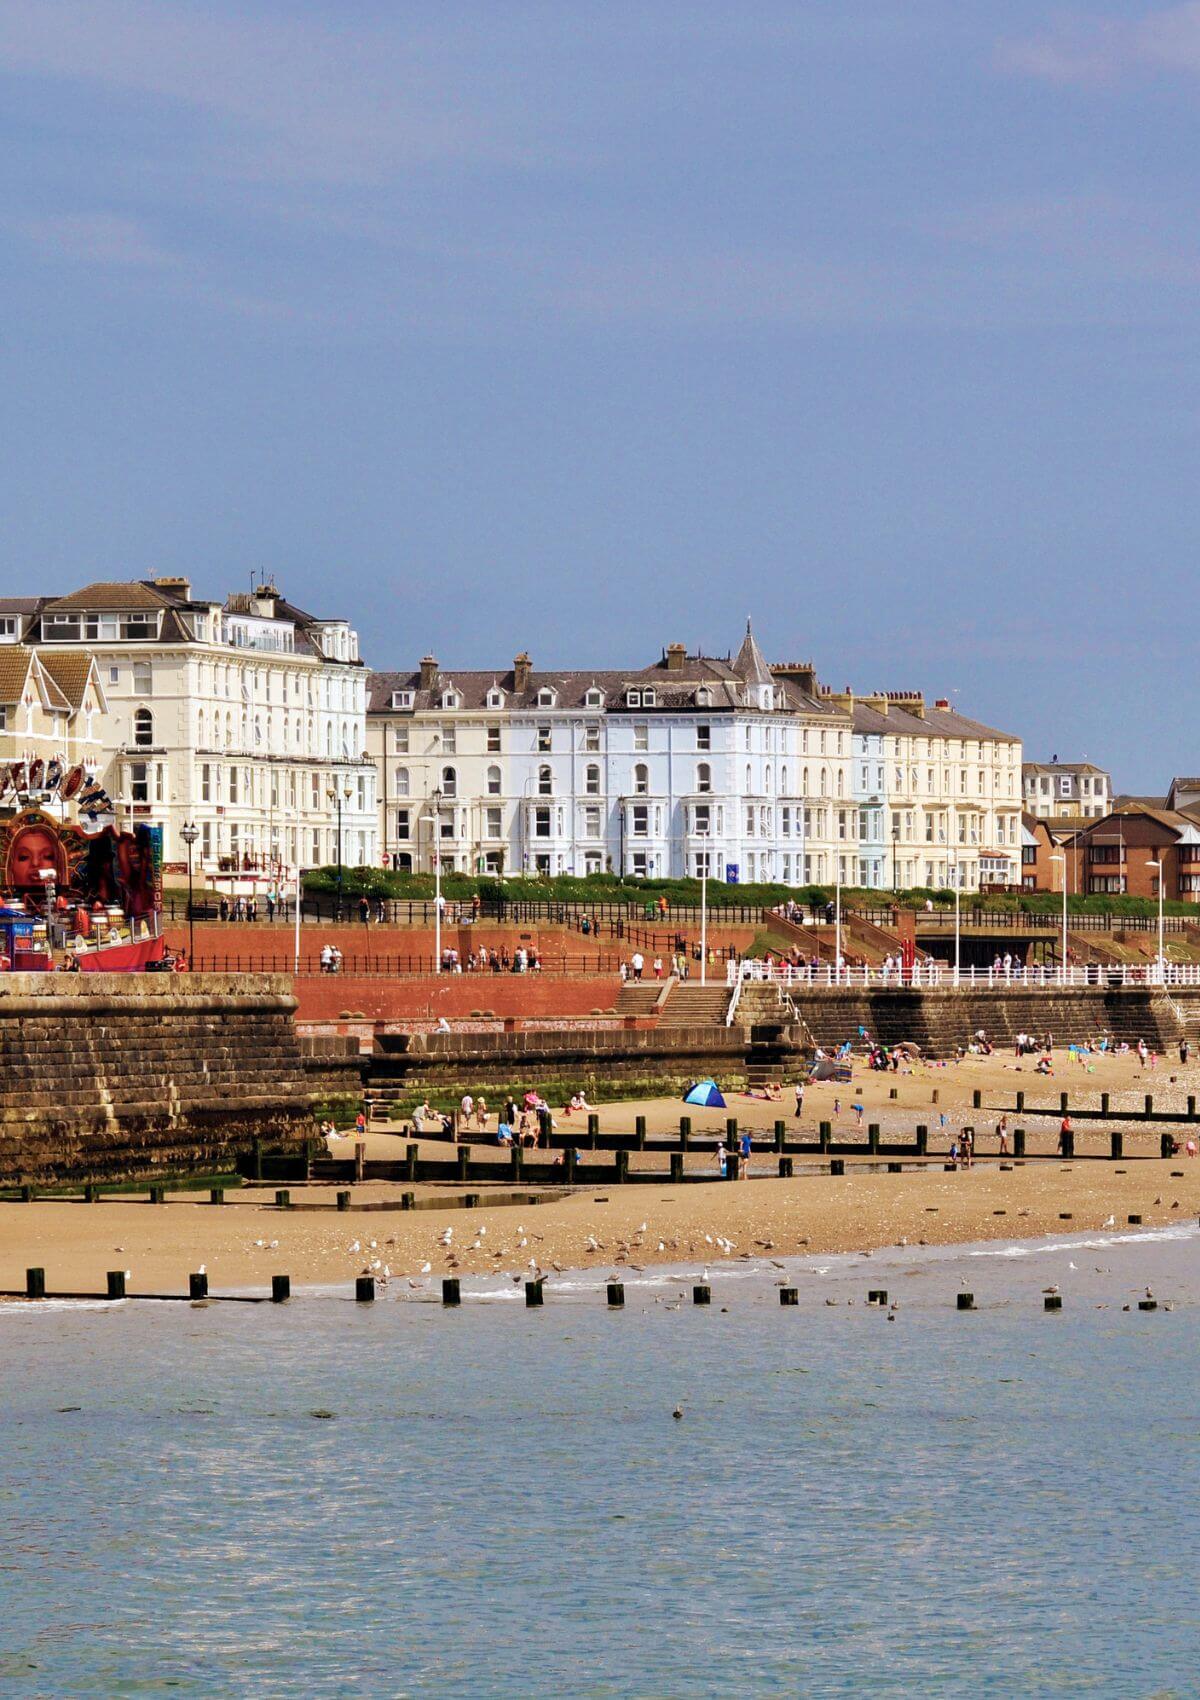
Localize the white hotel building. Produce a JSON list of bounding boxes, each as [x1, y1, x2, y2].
[[368, 627, 857, 886], [367, 625, 1023, 893], [18, 579, 375, 880]]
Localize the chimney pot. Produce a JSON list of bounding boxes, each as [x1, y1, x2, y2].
[[419, 655, 439, 691], [513, 652, 532, 692]]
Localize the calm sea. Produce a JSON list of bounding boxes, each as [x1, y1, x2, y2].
[[2, 1227, 1197, 1699]]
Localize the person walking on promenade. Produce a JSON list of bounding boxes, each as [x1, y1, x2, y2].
[[631, 950, 644, 981]]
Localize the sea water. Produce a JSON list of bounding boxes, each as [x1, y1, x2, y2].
[[2, 1228, 1198, 1699]]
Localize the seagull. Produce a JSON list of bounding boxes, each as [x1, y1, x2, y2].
[[476, 1225, 487, 1237], [348, 1240, 361, 1253], [198, 1264, 206, 1275], [420, 1261, 431, 1274], [1101, 1215, 1115, 1228], [439, 1228, 453, 1245]]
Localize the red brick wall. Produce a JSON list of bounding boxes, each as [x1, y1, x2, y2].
[[293, 974, 622, 1024]]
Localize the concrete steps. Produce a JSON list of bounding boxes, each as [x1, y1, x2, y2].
[[659, 985, 731, 1027]]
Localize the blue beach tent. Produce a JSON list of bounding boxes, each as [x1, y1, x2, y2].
[[683, 1079, 726, 1108]]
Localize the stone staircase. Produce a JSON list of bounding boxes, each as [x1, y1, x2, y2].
[[658, 983, 731, 1027], [614, 980, 668, 1018]]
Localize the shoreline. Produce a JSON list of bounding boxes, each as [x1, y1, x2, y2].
[[1, 1150, 1196, 1298]]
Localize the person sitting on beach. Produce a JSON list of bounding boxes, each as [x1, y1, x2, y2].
[[496, 1121, 514, 1146], [1035, 1055, 1053, 1075], [413, 1100, 432, 1130]]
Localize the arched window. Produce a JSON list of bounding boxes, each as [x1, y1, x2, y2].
[[441, 766, 457, 797], [325, 724, 333, 758], [634, 763, 649, 795], [803, 766, 809, 792], [395, 767, 410, 797], [836, 769, 844, 797], [745, 764, 752, 792], [696, 762, 711, 794], [820, 766, 828, 795], [765, 763, 773, 792], [134, 707, 153, 748], [487, 764, 502, 796], [538, 764, 553, 796], [781, 765, 788, 793], [197, 708, 206, 747], [585, 763, 601, 796]]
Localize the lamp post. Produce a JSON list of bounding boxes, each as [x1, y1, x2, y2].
[[327, 783, 351, 920], [949, 848, 961, 986], [1050, 852, 1067, 983], [1146, 859, 1165, 983], [834, 856, 842, 985], [427, 787, 444, 972], [180, 821, 199, 970], [699, 829, 709, 987], [891, 824, 900, 895]]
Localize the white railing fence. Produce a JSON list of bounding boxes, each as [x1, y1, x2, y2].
[[728, 959, 1200, 990]]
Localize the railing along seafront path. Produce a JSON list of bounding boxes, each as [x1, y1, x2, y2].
[[733, 960, 1200, 989]]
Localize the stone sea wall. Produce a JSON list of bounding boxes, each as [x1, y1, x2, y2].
[[0, 973, 313, 1182]]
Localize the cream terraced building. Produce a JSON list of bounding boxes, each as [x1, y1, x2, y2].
[[14, 578, 375, 883], [843, 691, 1023, 890], [0, 635, 108, 807]]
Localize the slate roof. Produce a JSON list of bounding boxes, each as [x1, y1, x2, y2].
[[850, 698, 1019, 744]]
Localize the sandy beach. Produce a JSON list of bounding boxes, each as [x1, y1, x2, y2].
[[2, 1048, 1197, 1296]]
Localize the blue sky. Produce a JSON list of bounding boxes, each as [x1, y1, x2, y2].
[[3, 1, 1198, 789]]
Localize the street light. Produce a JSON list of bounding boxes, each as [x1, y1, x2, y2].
[[426, 787, 445, 972], [891, 824, 900, 895], [948, 848, 961, 986], [698, 829, 710, 987], [327, 783, 351, 919], [1049, 852, 1067, 983], [1146, 859, 1165, 983], [180, 821, 199, 970], [834, 855, 843, 985]]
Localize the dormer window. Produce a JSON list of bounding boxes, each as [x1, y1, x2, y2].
[[642, 688, 656, 707], [696, 687, 712, 707], [536, 687, 556, 708], [440, 689, 460, 710], [584, 687, 604, 708], [486, 688, 505, 709], [391, 690, 414, 710], [626, 689, 641, 707]]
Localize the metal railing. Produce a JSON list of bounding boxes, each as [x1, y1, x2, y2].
[[188, 951, 627, 977], [730, 959, 1200, 989]]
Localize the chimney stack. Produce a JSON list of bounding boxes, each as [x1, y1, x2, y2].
[[513, 652, 532, 692], [419, 655, 439, 691], [665, 642, 686, 672]]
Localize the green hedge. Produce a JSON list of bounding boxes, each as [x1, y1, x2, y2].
[[299, 867, 1198, 922]]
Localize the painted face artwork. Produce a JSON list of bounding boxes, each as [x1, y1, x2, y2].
[[7, 825, 65, 888]]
